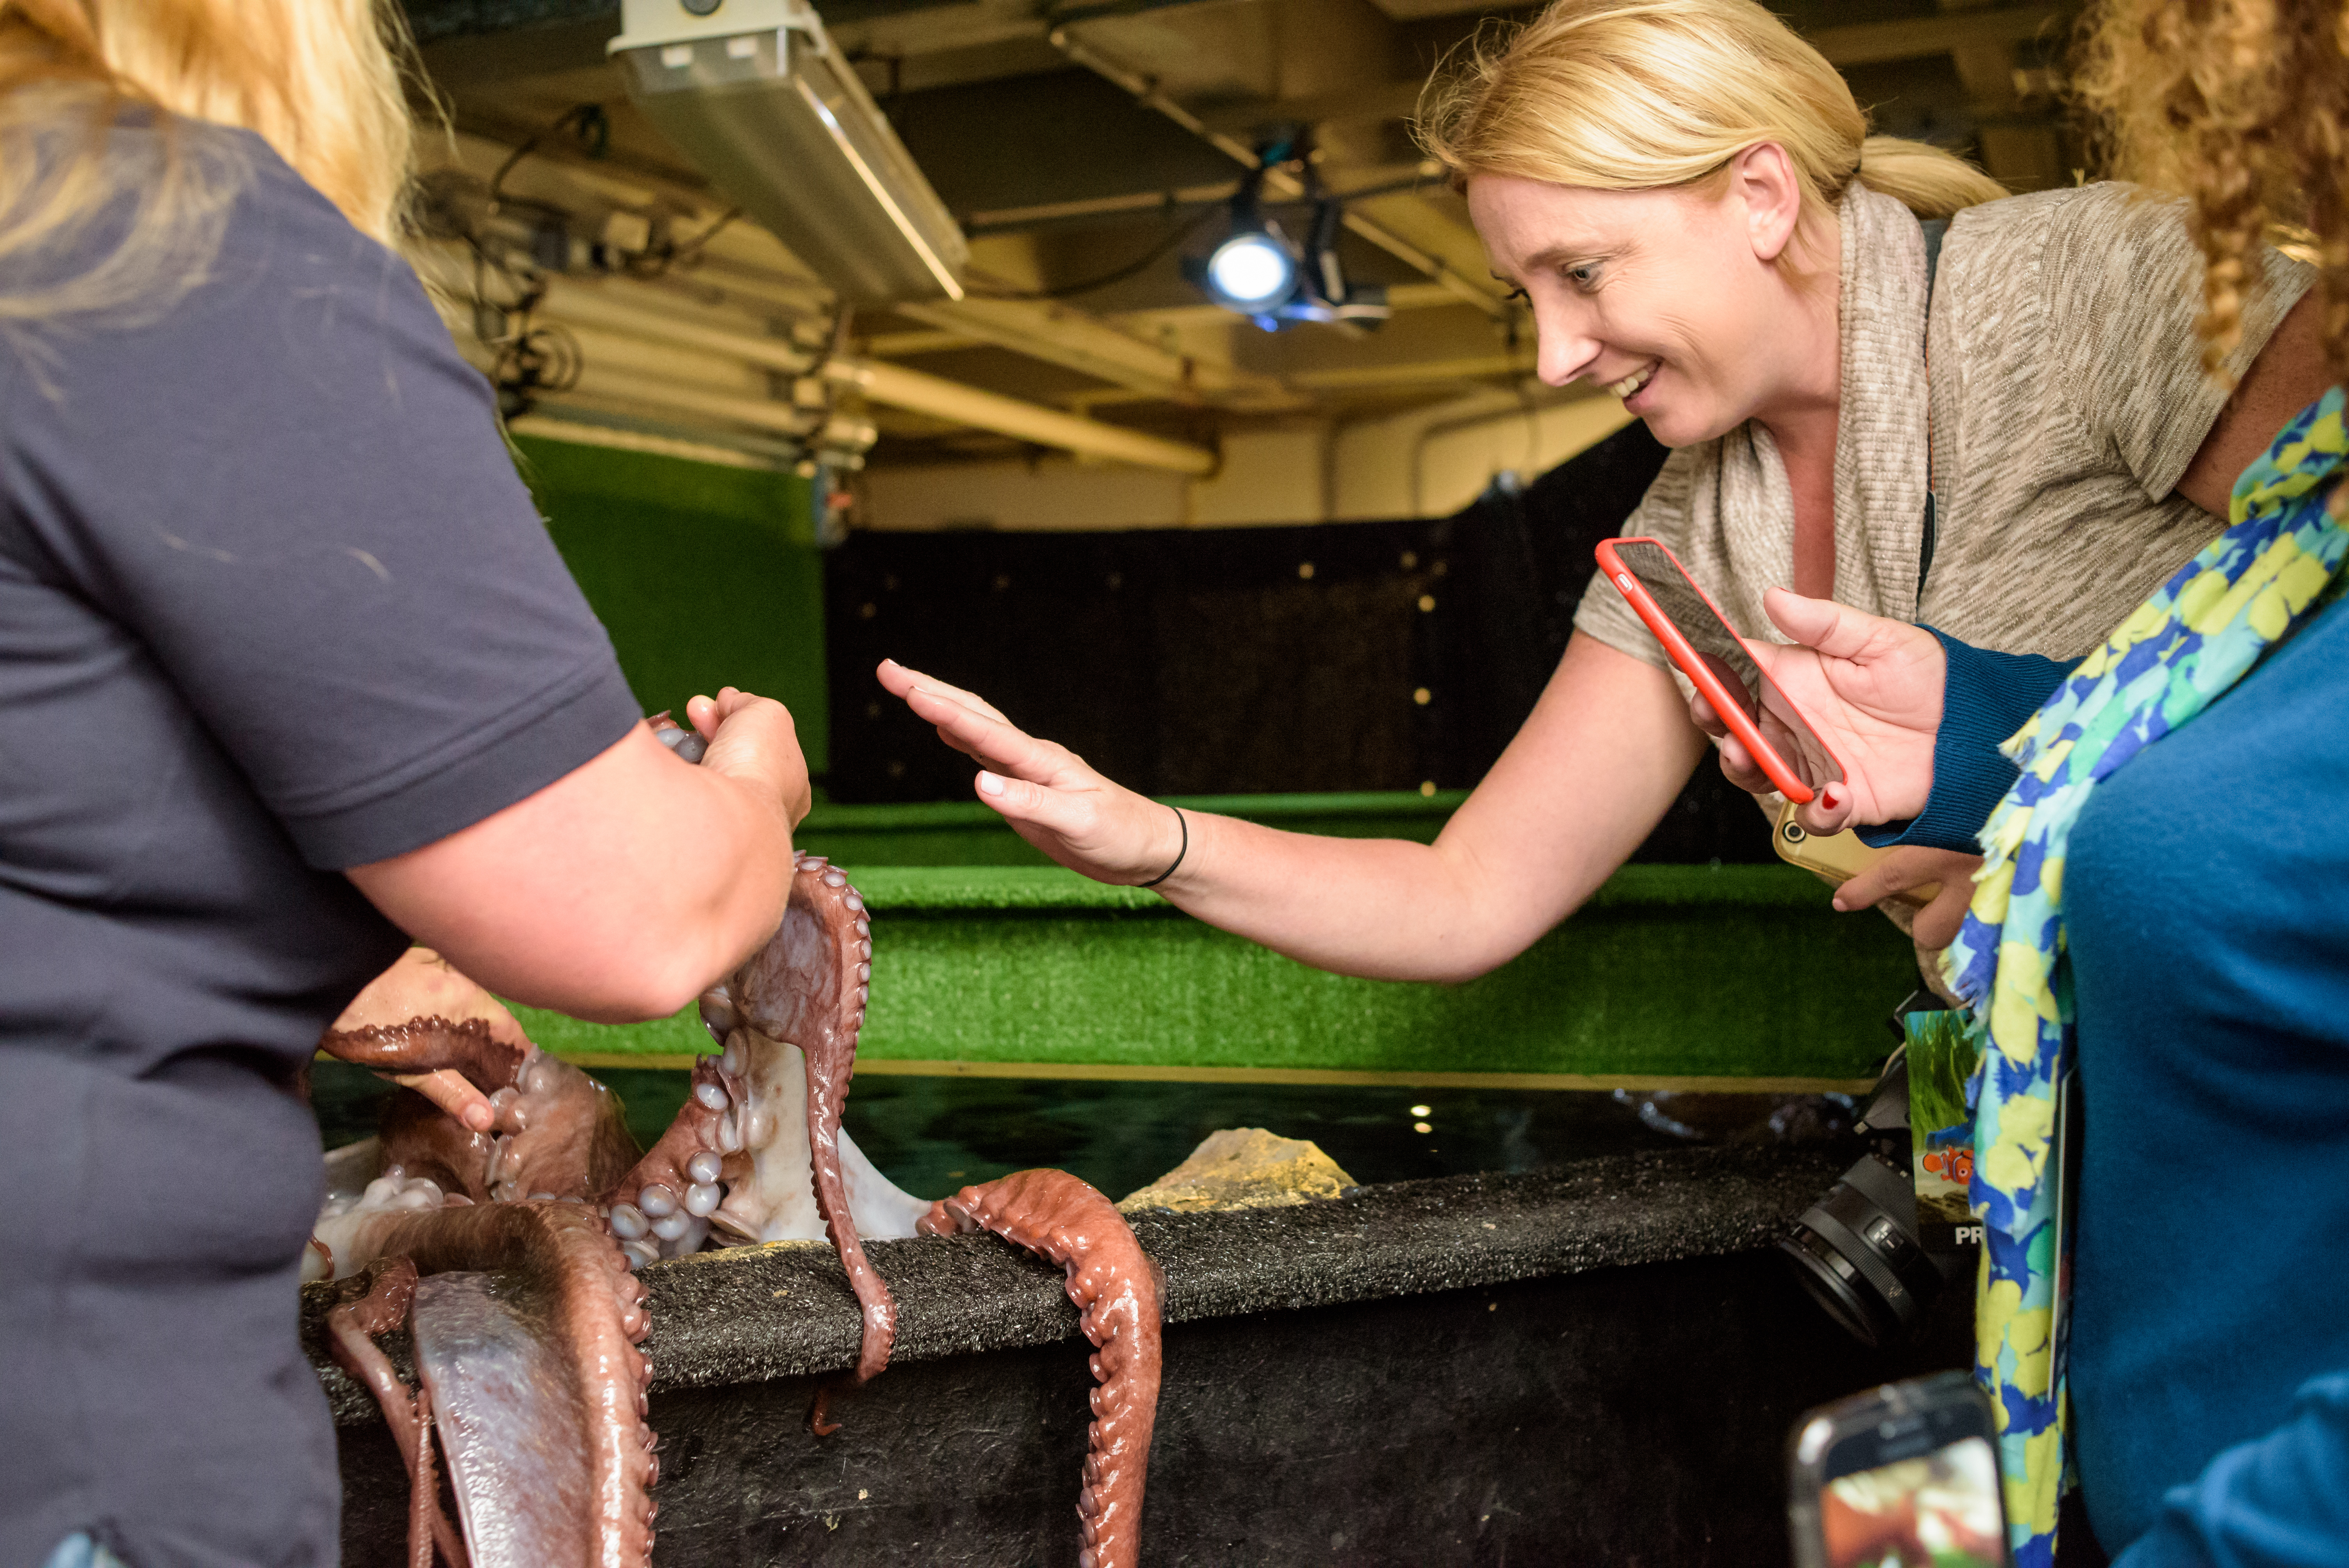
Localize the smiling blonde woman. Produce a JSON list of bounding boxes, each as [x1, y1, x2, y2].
[[881, 0, 2332, 989]]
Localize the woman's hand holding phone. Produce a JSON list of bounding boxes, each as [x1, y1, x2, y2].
[[1693, 588, 1948, 835], [875, 659, 1189, 887]]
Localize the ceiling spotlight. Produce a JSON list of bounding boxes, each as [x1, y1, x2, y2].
[[1183, 144, 1389, 333], [1201, 226, 1299, 312]]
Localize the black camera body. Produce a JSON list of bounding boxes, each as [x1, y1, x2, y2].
[[1778, 992, 1977, 1347]]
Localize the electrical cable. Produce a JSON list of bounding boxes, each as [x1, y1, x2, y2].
[[490, 104, 609, 203], [624, 205, 743, 280], [968, 205, 1222, 300]]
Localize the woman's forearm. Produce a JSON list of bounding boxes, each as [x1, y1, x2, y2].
[[1157, 636, 1708, 983], [1151, 819, 1492, 981], [349, 713, 804, 1022]]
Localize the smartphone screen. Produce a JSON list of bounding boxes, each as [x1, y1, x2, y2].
[[1608, 540, 1845, 793], [1819, 1434, 2006, 1568]]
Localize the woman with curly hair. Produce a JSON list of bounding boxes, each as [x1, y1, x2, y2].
[[0, 3, 809, 1563], [1693, 0, 2349, 1562]]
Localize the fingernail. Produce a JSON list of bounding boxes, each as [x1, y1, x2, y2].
[[977, 771, 1006, 796]]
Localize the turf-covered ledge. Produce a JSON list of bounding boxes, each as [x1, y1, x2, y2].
[[304, 1143, 1849, 1422], [794, 790, 1469, 869], [511, 863, 1916, 1085]]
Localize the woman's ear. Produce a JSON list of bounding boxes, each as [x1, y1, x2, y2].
[[1727, 142, 1806, 264]]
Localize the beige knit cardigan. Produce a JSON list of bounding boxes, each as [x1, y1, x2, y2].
[[1574, 182, 2314, 670]]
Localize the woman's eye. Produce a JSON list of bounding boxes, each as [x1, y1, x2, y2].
[[1565, 263, 1602, 289]]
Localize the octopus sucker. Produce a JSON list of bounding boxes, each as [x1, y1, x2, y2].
[[918, 1169, 1165, 1568]]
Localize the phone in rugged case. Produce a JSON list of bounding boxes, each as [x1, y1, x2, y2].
[[1596, 536, 1845, 805], [1788, 1370, 2011, 1568], [1775, 798, 1944, 905]]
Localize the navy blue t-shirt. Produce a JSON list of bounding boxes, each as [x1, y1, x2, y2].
[[0, 125, 642, 1565]]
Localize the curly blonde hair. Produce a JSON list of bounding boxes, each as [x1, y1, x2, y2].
[[1417, 0, 2009, 224], [2075, 0, 2349, 383]]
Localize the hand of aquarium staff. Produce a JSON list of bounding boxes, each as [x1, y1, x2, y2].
[[1689, 588, 1946, 836], [877, 659, 1187, 887], [387, 1067, 497, 1131], [661, 687, 814, 829]]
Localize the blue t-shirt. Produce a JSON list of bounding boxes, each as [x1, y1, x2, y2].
[[0, 123, 642, 1565], [1898, 603, 2349, 1566]]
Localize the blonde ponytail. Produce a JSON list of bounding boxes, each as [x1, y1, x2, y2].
[[1855, 135, 2008, 221], [1419, 0, 2007, 223]]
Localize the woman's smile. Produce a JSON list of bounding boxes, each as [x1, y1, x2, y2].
[[1605, 361, 1660, 401]]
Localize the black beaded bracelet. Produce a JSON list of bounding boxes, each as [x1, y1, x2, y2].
[[1137, 805, 1187, 888]]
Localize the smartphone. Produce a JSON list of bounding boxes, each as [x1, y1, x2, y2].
[[1788, 1371, 2011, 1568], [1775, 799, 1943, 906], [1596, 537, 1845, 805]]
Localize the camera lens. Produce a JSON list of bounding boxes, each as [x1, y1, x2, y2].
[[1779, 1151, 1945, 1347]]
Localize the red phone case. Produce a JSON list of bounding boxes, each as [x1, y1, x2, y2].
[[1595, 536, 1834, 806]]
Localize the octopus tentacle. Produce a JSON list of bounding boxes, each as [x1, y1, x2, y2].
[[412, 1387, 447, 1568], [604, 1054, 740, 1266], [325, 1014, 526, 1094], [920, 1170, 1164, 1568], [728, 854, 893, 1383], [320, 948, 535, 1093], [337, 953, 643, 1209], [309, 1168, 458, 1283], [360, 1200, 656, 1568], [326, 1259, 470, 1568], [482, 1051, 644, 1204]]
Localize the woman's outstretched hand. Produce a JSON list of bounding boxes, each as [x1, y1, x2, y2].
[[1690, 588, 1946, 835], [876, 659, 1187, 886]]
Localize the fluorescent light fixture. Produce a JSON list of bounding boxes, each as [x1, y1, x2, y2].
[[610, 0, 967, 304]]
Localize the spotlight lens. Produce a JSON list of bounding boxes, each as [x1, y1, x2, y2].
[[1206, 232, 1295, 307]]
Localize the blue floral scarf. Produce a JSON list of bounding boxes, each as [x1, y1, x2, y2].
[[1942, 387, 2348, 1566]]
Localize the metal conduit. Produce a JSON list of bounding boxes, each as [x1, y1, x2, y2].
[[538, 278, 1219, 475]]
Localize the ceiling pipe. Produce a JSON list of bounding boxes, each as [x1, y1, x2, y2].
[[1045, 27, 1513, 322], [538, 277, 1219, 474], [824, 357, 1217, 474]]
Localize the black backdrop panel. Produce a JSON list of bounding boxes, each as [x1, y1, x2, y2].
[[826, 422, 1775, 864]]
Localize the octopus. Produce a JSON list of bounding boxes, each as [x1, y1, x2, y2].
[[310, 726, 1166, 1568]]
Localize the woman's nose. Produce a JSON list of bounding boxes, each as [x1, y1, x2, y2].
[[1533, 305, 1601, 388]]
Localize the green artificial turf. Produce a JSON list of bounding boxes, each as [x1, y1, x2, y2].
[[510, 860, 1914, 1085], [795, 790, 1471, 868], [515, 435, 830, 770]]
